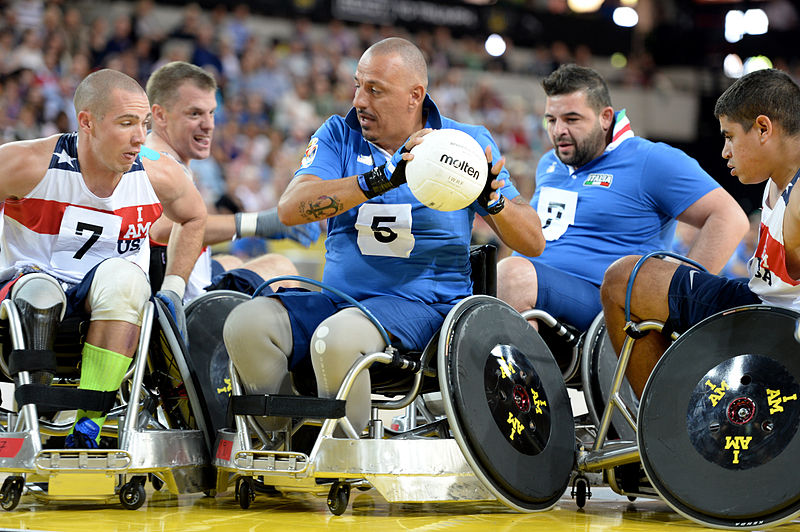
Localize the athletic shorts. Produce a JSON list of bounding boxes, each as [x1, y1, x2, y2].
[[206, 268, 267, 296], [270, 289, 453, 371], [0, 262, 107, 321], [666, 265, 760, 335], [531, 260, 601, 331]]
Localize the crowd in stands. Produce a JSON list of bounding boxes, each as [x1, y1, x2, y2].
[[0, 1, 674, 214], [0, 0, 764, 270]]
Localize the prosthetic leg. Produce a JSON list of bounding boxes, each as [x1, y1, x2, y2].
[[10, 274, 66, 385]]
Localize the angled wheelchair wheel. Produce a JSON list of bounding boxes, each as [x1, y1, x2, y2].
[[580, 313, 638, 442], [639, 305, 800, 529], [184, 290, 250, 438], [439, 296, 575, 512], [147, 290, 248, 451]]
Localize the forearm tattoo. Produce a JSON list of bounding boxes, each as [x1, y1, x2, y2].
[[300, 195, 342, 220]]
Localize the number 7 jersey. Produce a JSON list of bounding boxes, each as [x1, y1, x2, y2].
[[0, 133, 163, 286]]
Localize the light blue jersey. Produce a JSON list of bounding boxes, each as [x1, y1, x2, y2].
[[296, 95, 520, 305], [517, 111, 719, 287]]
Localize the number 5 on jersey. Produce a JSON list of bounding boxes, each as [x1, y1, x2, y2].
[[356, 203, 415, 257]]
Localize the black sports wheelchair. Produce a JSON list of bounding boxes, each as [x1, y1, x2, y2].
[[528, 251, 800, 530], [0, 276, 217, 511]]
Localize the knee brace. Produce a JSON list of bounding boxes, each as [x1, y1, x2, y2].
[[11, 273, 67, 383], [87, 259, 150, 326]]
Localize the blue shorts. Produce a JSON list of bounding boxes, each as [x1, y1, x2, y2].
[[206, 268, 267, 296], [531, 260, 601, 331], [666, 265, 760, 335], [0, 262, 106, 321], [271, 289, 453, 370]]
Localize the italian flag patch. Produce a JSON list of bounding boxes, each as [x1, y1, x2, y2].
[[584, 173, 613, 187]]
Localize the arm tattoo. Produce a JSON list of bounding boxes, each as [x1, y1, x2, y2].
[[300, 195, 342, 220]]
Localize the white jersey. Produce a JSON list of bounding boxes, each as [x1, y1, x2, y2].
[[748, 171, 800, 309], [0, 133, 162, 286], [185, 247, 212, 302], [156, 150, 212, 303]]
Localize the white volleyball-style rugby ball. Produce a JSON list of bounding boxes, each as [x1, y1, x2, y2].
[[404, 129, 487, 211]]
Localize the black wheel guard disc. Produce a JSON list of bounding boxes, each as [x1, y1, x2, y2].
[[439, 296, 575, 511], [185, 290, 250, 437], [639, 305, 800, 528]]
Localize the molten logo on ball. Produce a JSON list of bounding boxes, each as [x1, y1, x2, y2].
[[440, 154, 482, 179], [405, 129, 488, 211]]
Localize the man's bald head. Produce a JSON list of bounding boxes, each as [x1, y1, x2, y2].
[[74, 69, 147, 119], [362, 37, 428, 89]]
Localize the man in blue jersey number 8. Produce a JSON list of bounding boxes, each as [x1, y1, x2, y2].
[[222, 37, 545, 435]]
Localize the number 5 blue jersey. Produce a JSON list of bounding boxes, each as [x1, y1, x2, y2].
[[294, 95, 520, 304]]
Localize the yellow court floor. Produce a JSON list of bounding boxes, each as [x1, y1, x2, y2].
[[0, 486, 797, 532]]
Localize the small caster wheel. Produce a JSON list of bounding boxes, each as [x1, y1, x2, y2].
[[237, 478, 255, 509], [627, 495, 637, 502], [0, 476, 24, 511], [571, 475, 591, 509], [327, 481, 350, 516], [148, 473, 164, 491], [119, 480, 146, 510]]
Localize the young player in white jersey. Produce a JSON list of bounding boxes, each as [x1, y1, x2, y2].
[[144, 61, 320, 302], [0, 69, 206, 447], [600, 68, 800, 398]]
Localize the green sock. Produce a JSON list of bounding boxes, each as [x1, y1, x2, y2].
[[70, 343, 132, 442]]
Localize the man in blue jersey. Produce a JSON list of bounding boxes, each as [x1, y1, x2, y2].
[[222, 37, 545, 435], [497, 64, 748, 333]]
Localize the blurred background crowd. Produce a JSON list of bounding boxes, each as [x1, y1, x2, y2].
[[0, 0, 795, 275]]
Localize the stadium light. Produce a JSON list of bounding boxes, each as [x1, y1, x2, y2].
[[485, 34, 506, 57], [743, 9, 768, 35], [725, 9, 769, 43], [610, 52, 627, 69], [743, 55, 772, 74], [567, 0, 604, 14], [723, 54, 743, 78], [613, 7, 638, 27]]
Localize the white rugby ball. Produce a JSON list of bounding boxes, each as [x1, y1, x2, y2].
[[405, 129, 487, 211]]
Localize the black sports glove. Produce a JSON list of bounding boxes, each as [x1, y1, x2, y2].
[[357, 146, 409, 199], [478, 161, 506, 215]]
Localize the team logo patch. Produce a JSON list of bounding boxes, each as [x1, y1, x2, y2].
[[300, 137, 319, 168], [584, 173, 613, 187], [357, 154, 373, 166], [545, 162, 557, 174]]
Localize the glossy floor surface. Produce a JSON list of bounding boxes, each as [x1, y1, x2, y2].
[[0, 485, 797, 532]]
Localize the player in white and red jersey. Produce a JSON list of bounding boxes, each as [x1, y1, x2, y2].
[[0, 69, 206, 447], [601, 68, 800, 397], [144, 61, 320, 303]]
